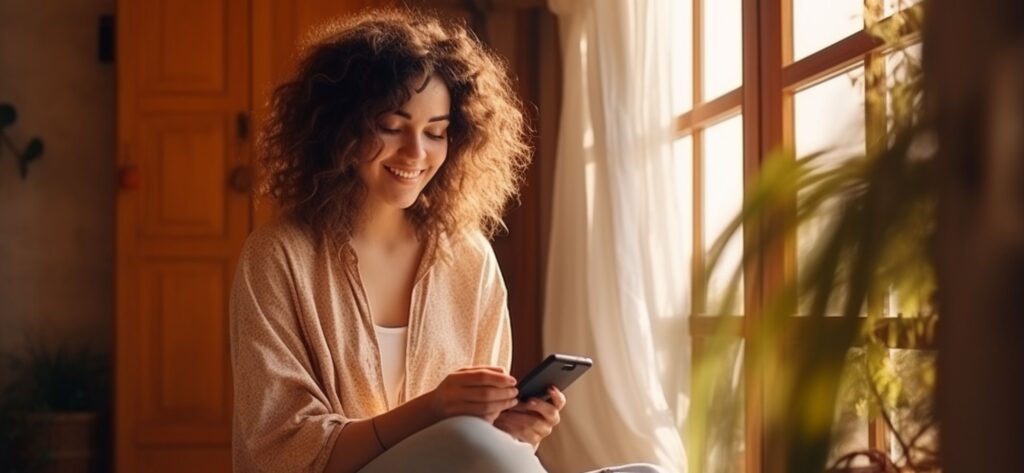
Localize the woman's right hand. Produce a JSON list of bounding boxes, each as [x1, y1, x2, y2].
[[429, 366, 519, 423]]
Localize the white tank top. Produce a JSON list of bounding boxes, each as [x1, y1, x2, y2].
[[374, 324, 408, 408]]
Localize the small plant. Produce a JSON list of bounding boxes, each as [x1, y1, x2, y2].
[[1, 342, 109, 413], [0, 102, 45, 178], [0, 342, 110, 472]]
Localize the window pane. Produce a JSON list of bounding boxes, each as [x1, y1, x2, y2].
[[675, 136, 695, 236], [832, 348, 938, 468], [793, 67, 865, 316], [888, 349, 937, 465], [692, 338, 746, 473], [671, 133, 696, 321], [886, 42, 922, 127], [829, 347, 873, 468], [794, 68, 865, 160], [702, 115, 744, 315], [883, 0, 923, 18], [702, 0, 742, 101], [792, 0, 863, 61], [657, 136, 695, 443], [670, 0, 694, 115]]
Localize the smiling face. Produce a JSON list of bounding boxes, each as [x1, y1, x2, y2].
[[357, 75, 451, 212]]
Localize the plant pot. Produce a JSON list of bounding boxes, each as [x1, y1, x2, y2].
[[25, 411, 100, 473]]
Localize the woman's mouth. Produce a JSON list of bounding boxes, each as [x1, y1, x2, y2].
[[384, 165, 426, 181]]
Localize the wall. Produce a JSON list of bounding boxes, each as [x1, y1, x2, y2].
[[0, 0, 115, 356]]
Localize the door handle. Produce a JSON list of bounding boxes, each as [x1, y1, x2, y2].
[[118, 164, 140, 190], [229, 165, 253, 193], [237, 112, 250, 140]]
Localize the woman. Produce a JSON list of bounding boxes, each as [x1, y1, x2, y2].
[[230, 8, 560, 473]]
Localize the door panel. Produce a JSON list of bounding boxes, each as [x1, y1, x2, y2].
[[140, 0, 228, 93], [135, 0, 248, 112], [139, 116, 229, 237], [135, 260, 229, 446]]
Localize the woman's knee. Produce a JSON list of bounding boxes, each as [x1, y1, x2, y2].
[[429, 416, 517, 453], [429, 416, 545, 472], [595, 463, 670, 473]]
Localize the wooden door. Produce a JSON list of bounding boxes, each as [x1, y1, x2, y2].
[[115, 0, 251, 470]]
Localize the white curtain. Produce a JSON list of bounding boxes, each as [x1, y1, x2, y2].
[[539, 1, 692, 472]]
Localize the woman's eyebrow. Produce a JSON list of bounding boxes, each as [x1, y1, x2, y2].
[[394, 110, 451, 122]]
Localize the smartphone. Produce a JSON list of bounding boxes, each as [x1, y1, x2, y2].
[[516, 353, 593, 402]]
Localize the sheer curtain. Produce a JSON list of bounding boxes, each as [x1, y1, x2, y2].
[[539, 1, 692, 472]]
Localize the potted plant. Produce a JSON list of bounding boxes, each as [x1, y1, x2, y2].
[[0, 341, 110, 473]]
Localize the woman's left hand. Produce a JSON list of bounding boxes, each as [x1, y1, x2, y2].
[[493, 386, 566, 449]]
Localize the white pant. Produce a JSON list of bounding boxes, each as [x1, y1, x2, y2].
[[357, 416, 667, 473]]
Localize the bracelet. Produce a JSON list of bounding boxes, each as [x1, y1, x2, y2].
[[370, 417, 388, 451]]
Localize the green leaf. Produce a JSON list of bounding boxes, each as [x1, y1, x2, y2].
[[22, 138, 43, 161], [0, 103, 15, 128], [18, 138, 44, 178]]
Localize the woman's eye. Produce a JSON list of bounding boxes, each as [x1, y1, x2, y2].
[[378, 124, 400, 134], [425, 130, 447, 141]]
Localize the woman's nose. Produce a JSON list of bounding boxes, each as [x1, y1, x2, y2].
[[399, 132, 427, 160]]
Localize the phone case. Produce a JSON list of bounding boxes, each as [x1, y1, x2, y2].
[[515, 353, 593, 402]]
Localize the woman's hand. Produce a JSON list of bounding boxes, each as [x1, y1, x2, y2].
[[493, 386, 566, 449], [429, 366, 519, 423]]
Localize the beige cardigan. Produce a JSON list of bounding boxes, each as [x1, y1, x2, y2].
[[229, 219, 512, 473]]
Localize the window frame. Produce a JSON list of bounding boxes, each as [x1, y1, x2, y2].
[[681, 0, 926, 471]]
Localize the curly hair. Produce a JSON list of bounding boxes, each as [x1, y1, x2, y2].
[[259, 8, 531, 243]]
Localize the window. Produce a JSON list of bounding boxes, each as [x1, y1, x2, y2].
[[677, 0, 928, 471]]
